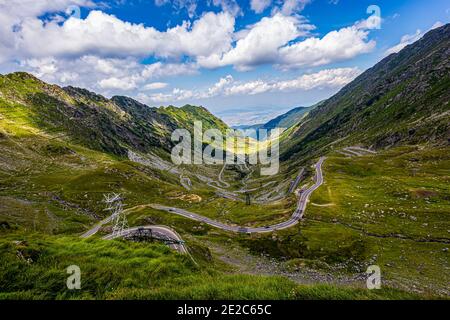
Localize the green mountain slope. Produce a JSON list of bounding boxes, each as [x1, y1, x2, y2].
[[262, 105, 314, 131], [0, 73, 228, 157], [281, 23, 450, 161], [0, 25, 449, 300], [233, 105, 314, 132]]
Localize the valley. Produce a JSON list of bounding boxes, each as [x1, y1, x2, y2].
[[0, 23, 449, 300]]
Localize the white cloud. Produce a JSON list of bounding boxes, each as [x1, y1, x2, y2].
[[155, 0, 241, 18], [0, 0, 96, 62], [1, 10, 235, 62], [385, 21, 444, 56], [384, 30, 422, 56], [250, 0, 272, 14], [205, 74, 234, 96], [141, 88, 196, 104], [430, 21, 444, 29], [198, 13, 314, 70], [279, 0, 311, 16], [154, 0, 197, 18], [20, 57, 59, 78], [99, 77, 137, 90], [198, 16, 374, 71], [141, 68, 361, 104], [278, 24, 376, 69], [142, 82, 169, 90], [155, 0, 170, 5], [0, 0, 377, 100], [211, 0, 241, 16], [0, 2, 377, 77], [14, 55, 197, 94], [141, 62, 198, 78], [223, 67, 360, 95], [0, 0, 94, 18], [273, 67, 361, 90]]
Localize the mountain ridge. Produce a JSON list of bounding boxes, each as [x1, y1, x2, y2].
[[0, 72, 228, 157], [281, 23, 450, 161]]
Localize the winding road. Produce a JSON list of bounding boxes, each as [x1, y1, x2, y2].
[[81, 156, 325, 255], [288, 167, 305, 193], [180, 174, 192, 191], [102, 225, 187, 253], [151, 157, 326, 234], [341, 146, 377, 157], [81, 210, 188, 254]]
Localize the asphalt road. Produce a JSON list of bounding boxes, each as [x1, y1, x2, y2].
[[102, 225, 187, 253], [80, 215, 114, 238], [342, 146, 376, 157], [288, 167, 305, 193], [180, 174, 192, 190], [151, 157, 326, 234], [81, 212, 187, 254]]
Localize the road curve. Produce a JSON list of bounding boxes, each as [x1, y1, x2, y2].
[[151, 157, 326, 234], [80, 215, 114, 238], [81, 212, 188, 254], [288, 167, 305, 193], [102, 225, 187, 254]]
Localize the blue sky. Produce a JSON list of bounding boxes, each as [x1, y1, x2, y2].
[[0, 0, 448, 125]]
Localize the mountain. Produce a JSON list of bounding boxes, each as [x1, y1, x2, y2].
[[0, 72, 228, 157], [281, 23, 450, 161], [233, 105, 314, 132], [261, 105, 314, 131], [232, 123, 263, 131], [1, 25, 449, 301]]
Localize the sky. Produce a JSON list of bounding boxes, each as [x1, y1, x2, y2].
[[0, 0, 448, 126]]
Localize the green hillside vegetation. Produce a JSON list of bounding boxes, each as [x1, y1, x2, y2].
[[281, 24, 450, 161], [0, 230, 426, 300], [0, 24, 449, 300], [262, 105, 315, 131], [0, 72, 228, 157]]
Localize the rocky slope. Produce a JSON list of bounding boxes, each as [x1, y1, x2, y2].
[[0, 72, 228, 157], [281, 23, 450, 161]]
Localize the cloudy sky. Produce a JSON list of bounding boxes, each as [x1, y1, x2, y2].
[[0, 0, 448, 125]]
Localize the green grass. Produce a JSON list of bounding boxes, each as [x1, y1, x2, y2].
[[1, 123, 449, 298], [0, 230, 426, 300], [1, 79, 449, 299], [279, 146, 450, 295]]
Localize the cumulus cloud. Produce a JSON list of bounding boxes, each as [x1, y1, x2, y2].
[[141, 82, 169, 90], [251, 0, 311, 16], [16, 55, 197, 94], [250, 0, 272, 14], [223, 68, 360, 95], [20, 57, 59, 78], [5, 10, 235, 61], [155, 0, 241, 18], [211, 0, 242, 16], [279, 0, 311, 16], [384, 30, 422, 56], [198, 15, 375, 71], [99, 77, 137, 90], [0, 0, 94, 18], [273, 67, 361, 90], [141, 88, 196, 104], [198, 13, 315, 70], [141, 62, 198, 79], [278, 23, 376, 69], [385, 21, 444, 56], [0, 0, 376, 101], [154, 0, 197, 18], [141, 68, 361, 103], [0, 0, 376, 77]]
